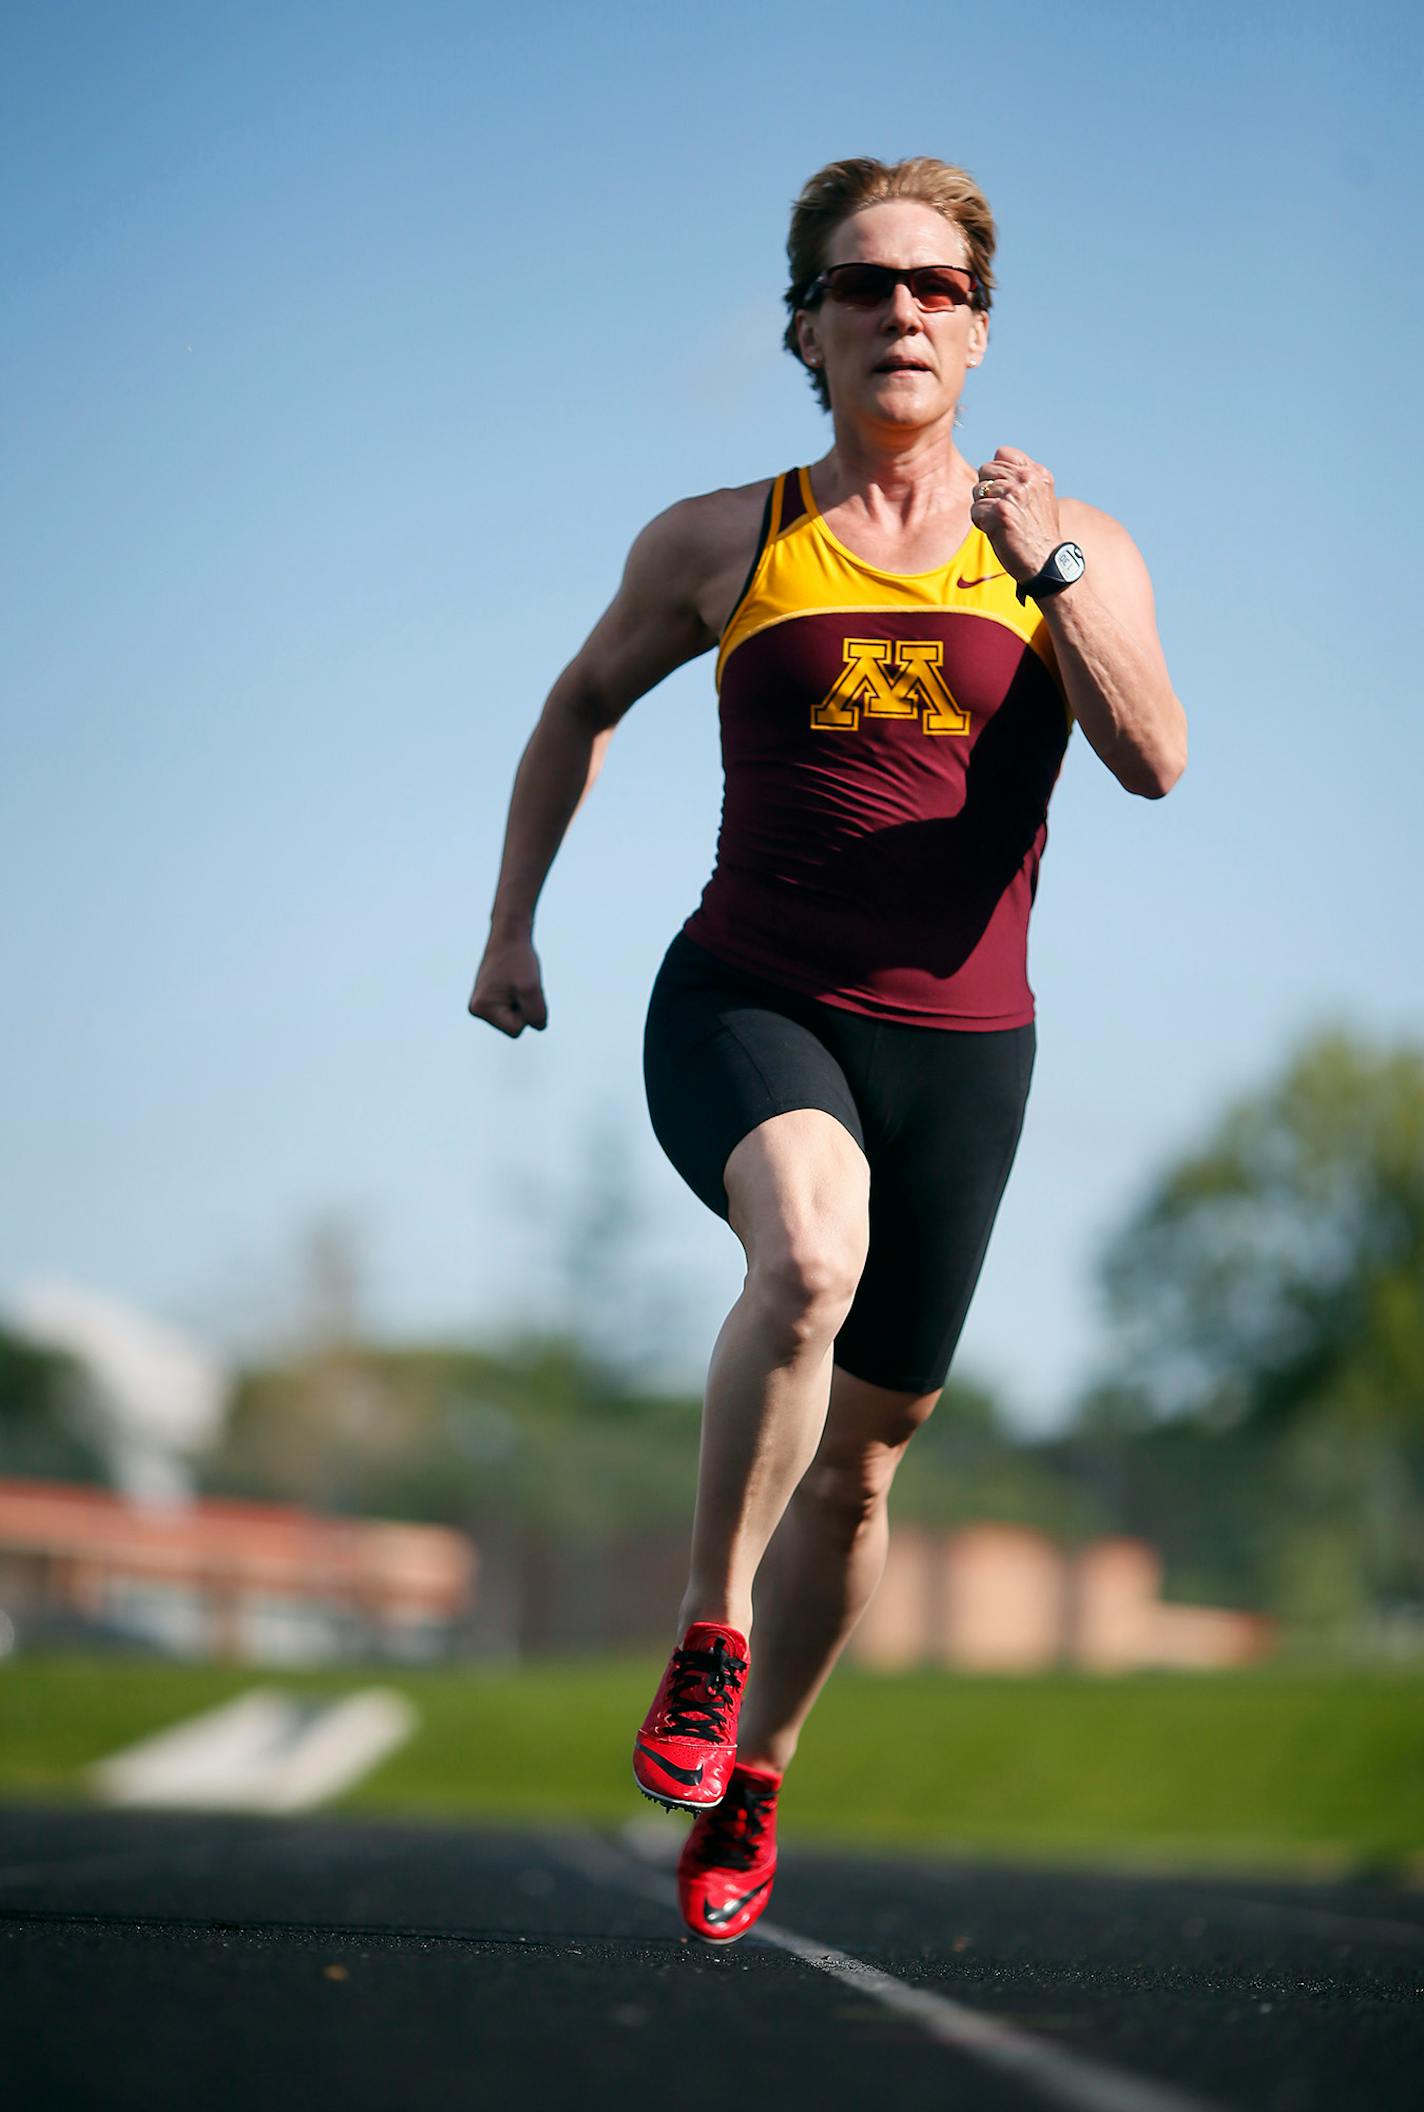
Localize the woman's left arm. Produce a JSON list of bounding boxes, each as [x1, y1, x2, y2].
[[972, 447, 1188, 798]]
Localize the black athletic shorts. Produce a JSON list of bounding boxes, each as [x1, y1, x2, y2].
[[642, 929, 1035, 1395]]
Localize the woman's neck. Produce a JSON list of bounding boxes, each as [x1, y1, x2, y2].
[[813, 417, 974, 527]]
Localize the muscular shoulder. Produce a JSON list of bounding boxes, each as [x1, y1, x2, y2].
[[1060, 492, 1149, 561], [556, 478, 776, 725], [1058, 497, 1157, 603], [652, 477, 774, 557], [1059, 496, 1134, 551], [622, 477, 774, 643], [1053, 496, 1168, 658]]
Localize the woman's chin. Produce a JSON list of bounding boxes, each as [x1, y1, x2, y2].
[[861, 381, 950, 427]]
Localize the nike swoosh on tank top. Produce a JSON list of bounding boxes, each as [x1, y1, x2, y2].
[[681, 466, 1074, 1030]]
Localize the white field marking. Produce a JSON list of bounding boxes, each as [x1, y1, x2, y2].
[[256, 1690, 417, 1814], [88, 1687, 416, 1813], [559, 1828, 1227, 2112], [88, 1689, 296, 1806]]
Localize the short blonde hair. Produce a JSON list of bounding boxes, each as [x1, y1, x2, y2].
[[784, 156, 997, 411]]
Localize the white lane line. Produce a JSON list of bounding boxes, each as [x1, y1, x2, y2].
[[87, 1687, 416, 1812], [748, 1919, 1222, 2112], [558, 1829, 1227, 2112]]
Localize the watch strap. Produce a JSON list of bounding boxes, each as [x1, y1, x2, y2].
[[1016, 542, 1085, 605]]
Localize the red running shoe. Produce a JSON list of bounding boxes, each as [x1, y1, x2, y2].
[[632, 1621, 749, 1811], [678, 1761, 781, 1943]]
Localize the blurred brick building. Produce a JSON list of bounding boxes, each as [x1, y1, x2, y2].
[[0, 1478, 475, 1663], [0, 1479, 1273, 1669], [851, 1523, 1275, 1672]]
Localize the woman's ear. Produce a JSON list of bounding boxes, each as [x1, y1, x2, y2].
[[968, 309, 989, 368], [795, 310, 821, 368]]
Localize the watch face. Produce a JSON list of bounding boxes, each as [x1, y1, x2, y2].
[[1054, 542, 1086, 584]]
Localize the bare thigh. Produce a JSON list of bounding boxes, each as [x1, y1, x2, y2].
[[724, 1109, 871, 1303]]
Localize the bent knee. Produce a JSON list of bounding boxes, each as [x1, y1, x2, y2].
[[747, 1234, 866, 1347], [796, 1455, 894, 1547], [798, 1403, 938, 1542]]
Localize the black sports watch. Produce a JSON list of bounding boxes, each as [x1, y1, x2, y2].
[[1015, 541, 1086, 605]]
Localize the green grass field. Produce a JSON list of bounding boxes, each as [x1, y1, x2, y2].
[[2, 1652, 1420, 1879]]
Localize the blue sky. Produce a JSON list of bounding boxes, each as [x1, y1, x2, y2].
[[4, 0, 1420, 1431]]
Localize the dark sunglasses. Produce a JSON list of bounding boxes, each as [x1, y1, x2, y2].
[[806, 262, 980, 311]]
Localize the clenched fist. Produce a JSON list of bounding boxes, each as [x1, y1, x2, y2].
[[969, 445, 1063, 584], [468, 933, 548, 1037]]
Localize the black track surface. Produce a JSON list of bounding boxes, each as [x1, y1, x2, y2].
[[1, 1805, 1420, 2111]]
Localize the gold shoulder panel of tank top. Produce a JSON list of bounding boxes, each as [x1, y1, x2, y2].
[[715, 472, 790, 687], [718, 536, 1066, 694]]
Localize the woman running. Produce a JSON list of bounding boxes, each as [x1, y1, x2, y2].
[[468, 154, 1186, 1943]]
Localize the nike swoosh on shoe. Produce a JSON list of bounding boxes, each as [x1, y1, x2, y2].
[[636, 1744, 704, 1786], [703, 1878, 773, 1926]]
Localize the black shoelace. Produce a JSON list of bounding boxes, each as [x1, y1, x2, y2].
[[662, 1636, 749, 1740], [696, 1772, 778, 1872]]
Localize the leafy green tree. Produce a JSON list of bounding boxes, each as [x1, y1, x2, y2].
[[0, 1326, 111, 1485], [1044, 1392, 1280, 1607], [1090, 1029, 1424, 1622], [1100, 1029, 1424, 1436], [201, 1331, 700, 1540]]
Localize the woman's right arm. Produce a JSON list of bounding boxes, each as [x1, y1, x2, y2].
[[467, 500, 719, 1038]]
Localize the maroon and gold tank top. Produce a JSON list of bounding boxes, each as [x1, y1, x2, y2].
[[681, 465, 1073, 1029]]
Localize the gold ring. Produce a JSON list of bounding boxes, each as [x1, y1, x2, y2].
[[975, 479, 997, 501]]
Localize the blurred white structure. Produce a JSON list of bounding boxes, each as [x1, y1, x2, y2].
[[89, 1687, 418, 1810], [10, 1279, 228, 1503]]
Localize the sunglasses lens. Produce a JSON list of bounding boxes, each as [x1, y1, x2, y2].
[[827, 265, 896, 306], [911, 268, 973, 309], [822, 264, 975, 309]]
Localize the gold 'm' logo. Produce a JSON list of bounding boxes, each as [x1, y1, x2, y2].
[[811, 638, 970, 736]]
